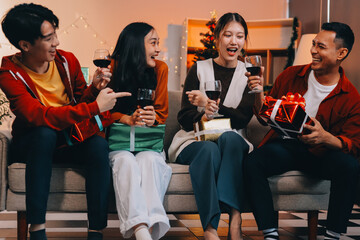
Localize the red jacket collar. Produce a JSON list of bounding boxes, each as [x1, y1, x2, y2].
[[0, 50, 74, 102]]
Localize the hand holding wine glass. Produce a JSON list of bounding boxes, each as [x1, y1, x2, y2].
[[204, 80, 223, 118], [93, 49, 111, 89], [245, 55, 263, 94], [136, 88, 156, 126]]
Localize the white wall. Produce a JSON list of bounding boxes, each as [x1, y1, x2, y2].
[[0, 0, 288, 85]]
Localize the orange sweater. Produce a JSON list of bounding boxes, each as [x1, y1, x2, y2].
[[110, 59, 169, 125]]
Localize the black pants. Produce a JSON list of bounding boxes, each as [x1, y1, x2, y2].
[[244, 138, 359, 233], [10, 126, 111, 230]]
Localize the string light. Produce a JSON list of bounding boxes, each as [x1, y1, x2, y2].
[[59, 15, 113, 50], [0, 15, 114, 51]]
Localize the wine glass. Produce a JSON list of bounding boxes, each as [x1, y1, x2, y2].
[[93, 49, 111, 68], [245, 55, 263, 94], [137, 88, 155, 109], [204, 80, 223, 118], [137, 88, 155, 127]]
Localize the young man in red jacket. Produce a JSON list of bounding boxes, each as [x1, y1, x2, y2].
[[246, 22, 360, 240], [0, 3, 130, 240]]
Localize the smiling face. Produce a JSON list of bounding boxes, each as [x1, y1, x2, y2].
[[144, 29, 160, 68], [24, 20, 59, 63], [215, 21, 245, 68], [310, 30, 347, 75]]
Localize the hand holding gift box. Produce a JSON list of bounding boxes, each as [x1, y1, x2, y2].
[[259, 93, 313, 138]]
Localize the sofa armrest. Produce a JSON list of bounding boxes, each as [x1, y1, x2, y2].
[[0, 132, 9, 211]]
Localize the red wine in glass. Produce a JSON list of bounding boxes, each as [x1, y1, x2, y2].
[[205, 90, 221, 101], [245, 55, 262, 94], [93, 59, 111, 68], [246, 66, 261, 76], [204, 80, 223, 118], [93, 49, 111, 68]]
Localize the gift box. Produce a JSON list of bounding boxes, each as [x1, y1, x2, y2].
[[107, 123, 166, 152], [259, 93, 312, 138], [194, 118, 232, 141]]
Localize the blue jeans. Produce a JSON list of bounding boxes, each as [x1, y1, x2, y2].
[[10, 126, 111, 230], [244, 138, 359, 233], [176, 131, 249, 230]]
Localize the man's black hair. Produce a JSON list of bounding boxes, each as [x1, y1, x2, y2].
[[322, 22, 354, 59], [1, 3, 59, 50]]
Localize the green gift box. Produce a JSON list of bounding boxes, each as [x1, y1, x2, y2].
[[107, 123, 166, 152]]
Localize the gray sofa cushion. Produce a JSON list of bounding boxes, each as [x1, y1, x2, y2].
[[8, 163, 86, 193], [269, 171, 329, 194], [8, 162, 329, 196]]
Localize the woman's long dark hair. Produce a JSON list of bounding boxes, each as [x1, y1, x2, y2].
[[110, 22, 157, 114]]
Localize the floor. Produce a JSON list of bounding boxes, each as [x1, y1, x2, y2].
[[1, 205, 360, 240]]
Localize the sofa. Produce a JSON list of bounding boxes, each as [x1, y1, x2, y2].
[[0, 90, 332, 240]]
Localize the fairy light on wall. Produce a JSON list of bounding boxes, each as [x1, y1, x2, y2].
[[59, 15, 113, 51], [0, 15, 113, 51]]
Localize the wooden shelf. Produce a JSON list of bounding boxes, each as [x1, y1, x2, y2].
[[246, 49, 289, 85]]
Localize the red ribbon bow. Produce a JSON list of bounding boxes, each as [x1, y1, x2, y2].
[[260, 92, 306, 124]]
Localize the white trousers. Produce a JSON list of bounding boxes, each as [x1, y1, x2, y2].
[[109, 150, 172, 239]]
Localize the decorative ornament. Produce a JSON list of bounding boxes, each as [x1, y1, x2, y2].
[[284, 17, 299, 69], [210, 9, 217, 20]]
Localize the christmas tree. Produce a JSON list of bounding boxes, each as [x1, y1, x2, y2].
[[193, 11, 218, 62]]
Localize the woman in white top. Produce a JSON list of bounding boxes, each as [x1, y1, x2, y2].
[[169, 13, 256, 240]]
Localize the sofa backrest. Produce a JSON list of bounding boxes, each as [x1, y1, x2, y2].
[[164, 91, 182, 156]]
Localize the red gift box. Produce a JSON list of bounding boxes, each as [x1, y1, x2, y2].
[[259, 93, 311, 138]]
